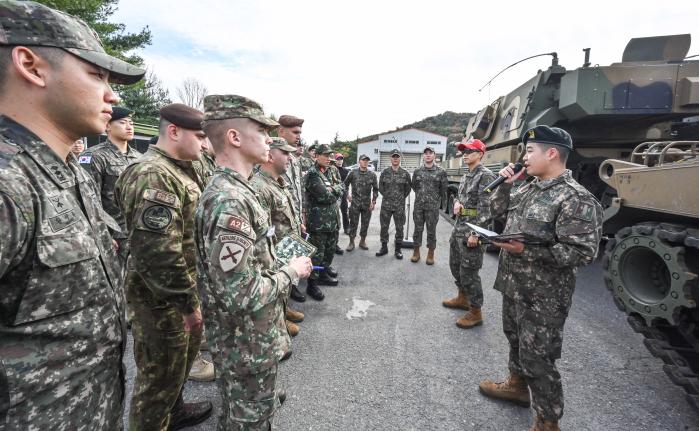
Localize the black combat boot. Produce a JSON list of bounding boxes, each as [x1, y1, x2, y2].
[[317, 272, 338, 286], [335, 245, 344, 255], [168, 391, 213, 430], [306, 279, 325, 301], [277, 389, 287, 405], [375, 242, 388, 257], [290, 285, 306, 302], [326, 266, 339, 277], [394, 242, 403, 260]]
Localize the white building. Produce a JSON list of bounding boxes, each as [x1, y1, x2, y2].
[[356, 128, 447, 172]]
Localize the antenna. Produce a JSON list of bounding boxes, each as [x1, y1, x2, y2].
[[478, 52, 558, 92]]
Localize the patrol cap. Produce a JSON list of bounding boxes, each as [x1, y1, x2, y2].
[[269, 136, 296, 152], [315, 144, 333, 155], [278, 115, 304, 128], [307, 144, 317, 152], [0, 1, 145, 85], [160, 103, 204, 130], [523, 125, 573, 150], [335, 153, 344, 160], [359, 154, 371, 161], [457, 139, 486, 153], [390, 149, 401, 157], [423, 146, 435, 154], [109, 106, 133, 122], [202, 94, 279, 128]]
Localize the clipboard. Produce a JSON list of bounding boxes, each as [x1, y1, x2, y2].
[[274, 232, 317, 268], [465, 223, 547, 245]]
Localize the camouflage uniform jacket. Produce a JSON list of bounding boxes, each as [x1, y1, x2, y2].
[[299, 155, 314, 175], [491, 170, 602, 317], [304, 163, 345, 233], [282, 153, 303, 218], [194, 151, 217, 184], [411, 164, 448, 210], [250, 169, 302, 243], [115, 146, 206, 314], [0, 116, 125, 428], [378, 166, 411, 211], [79, 139, 140, 238], [344, 168, 378, 208], [194, 167, 298, 372], [453, 164, 497, 236]]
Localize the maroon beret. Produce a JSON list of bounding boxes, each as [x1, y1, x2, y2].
[[278, 115, 304, 128], [159, 103, 204, 130]]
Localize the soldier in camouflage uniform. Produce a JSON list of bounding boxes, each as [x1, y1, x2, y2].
[[443, 139, 496, 328], [299, 143, 316, 175], [304, 144, 345, 300], [0, 1, 145, 428], [344, 154, 378, 252], [115, 103, 213, 430], [79, 106, 140, 269], [277, 115, 309, 303], [410, 146, 448, 265], [251, 137, 306, 339], [196, 94, 312, 430], [194, 136, 217, 182], [376, 149, 412, 259], [478, 126, 602, 431]]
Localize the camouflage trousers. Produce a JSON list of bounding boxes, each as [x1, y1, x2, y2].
[[448, 232, 485, 308], [412, 208, 440, 248], [128, 301, 203, 431], [502, 295, 565, 421], [214, 364, 279, 431], [379, 206, 405, 244], [348, 203, 372, 237], [308, 231, 338, 280]]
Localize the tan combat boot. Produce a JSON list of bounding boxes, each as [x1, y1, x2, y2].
[[286, 308, 305, 323], [359, 236, 368, 250], [530, 415, 560, 431], [442, 292, 470, 310], [479, 372, 531, 407], [286, 320, 300, 337], [188, 352, 215, 382], [410, 246, 420, 262], [456, 307, 483, 328], [346, 237, 355, 252], [426, 247, 435, 265]]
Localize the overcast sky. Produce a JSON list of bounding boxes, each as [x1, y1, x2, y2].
[[114, 0, 699, 143]]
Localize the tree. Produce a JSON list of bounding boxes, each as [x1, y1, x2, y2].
[[175, 77, 208, 110], [117, 71, 171, 125]]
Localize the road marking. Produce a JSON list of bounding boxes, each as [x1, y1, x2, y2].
[[346, 297, 376, 320]]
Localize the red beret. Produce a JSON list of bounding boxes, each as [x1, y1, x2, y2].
[[278, 115, 304, 128], [160, 103, 204, 130]]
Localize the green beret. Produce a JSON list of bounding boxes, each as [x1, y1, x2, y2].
[[269, 137, 296, 153], [523, 125, 573, 150], [159, 103, 203, 130], [202, 94, 278, 128]]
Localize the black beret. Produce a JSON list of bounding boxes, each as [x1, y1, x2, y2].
[[278, 115, 304, 128], [109, 106, 133, 122], [523, 125, 573, 150], [160, 103, 204, 130]]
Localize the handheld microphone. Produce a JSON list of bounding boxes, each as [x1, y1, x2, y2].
[[484, 163, 523, 193]]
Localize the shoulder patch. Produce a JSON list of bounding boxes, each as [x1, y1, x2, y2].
[[573, 201, 595, 222], [222, 214, 254, 238], [78, 155, 92, 164], [142, 205, 173, 230], [143, 188, 179, 207], [217, 234, 253, 272]]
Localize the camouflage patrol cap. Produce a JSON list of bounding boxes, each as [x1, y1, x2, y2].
[[359, 154, 370, 161], [523, 125, 573, 150], [269, 136, 296, 152], [390, 149, 401, 156], [315, 144, 333, 155], [0, 0, 145, 85], [202, 94, 279, 128], [423, 146, 435, 153], [307, 144, 317, 152]]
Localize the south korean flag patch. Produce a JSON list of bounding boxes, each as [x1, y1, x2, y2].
[[217, 234, 253, 273], [78, 155, 92, 164]]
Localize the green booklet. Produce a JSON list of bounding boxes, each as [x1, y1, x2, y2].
[[274, 233, 317, 268]]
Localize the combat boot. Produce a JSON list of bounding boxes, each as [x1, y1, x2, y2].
[[335, 245, 344, 255], [426, 247, 435, 265], [326, 266, 339, 277], [286, 320, 300, 337], [317, 272, 339, 286], [306, 279, 325, 301], [456, 307, 483, 328], [442, 292, 470, 310], [346, 237, 355, 252], [410, 246, 420, 263], [479, 372, 531, 407], [375, 242, 388, 257], [530, 415, 560, 431], [290, 285, 306, 302], [277, 389, 287, 405], [359, 236, 369, 250], [168, 392, 213, 431], [188, 352, 215, 382], [394, 242, 403, 259], [286, 307, 304, 323]]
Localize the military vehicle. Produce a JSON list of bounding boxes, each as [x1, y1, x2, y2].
[[460, 34, 699, 410]]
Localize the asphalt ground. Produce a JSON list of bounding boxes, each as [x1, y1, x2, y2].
[[124, 195, 699, 430]]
